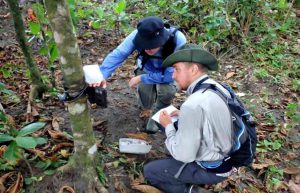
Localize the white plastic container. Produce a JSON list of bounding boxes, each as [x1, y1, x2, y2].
[[83, 64, 104, 84], [119, 138, 152, 154]]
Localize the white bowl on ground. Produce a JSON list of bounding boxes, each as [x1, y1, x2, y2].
[[119, 138, 152, 154]]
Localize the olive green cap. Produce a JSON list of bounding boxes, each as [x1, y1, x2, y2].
[[162, 44, 218, 71]]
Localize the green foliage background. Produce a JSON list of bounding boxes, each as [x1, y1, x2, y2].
[[74, 0, 299, 88]]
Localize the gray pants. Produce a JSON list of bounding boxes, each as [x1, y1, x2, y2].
[[144, 158, 227, 193], [136, 69, 176, 133]]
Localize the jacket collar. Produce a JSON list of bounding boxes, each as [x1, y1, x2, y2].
[[186, 74, 209, 96]]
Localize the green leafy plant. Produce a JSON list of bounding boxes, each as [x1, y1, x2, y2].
[[96, 165, 108, 186], [27, 3, 58, 87], [35, 159, 67, 171], [284, 103, 300, 129], [0, 64, 13, 78], [0, 121, 47, 166], [256, 139, 283, 153], [254, 68, 269, 79], [0, 82, 20, 104], [265, 112, 277, 124], [265, 166, 284, 192], [129, 160, 144, 177], [74, 0, 132, 34]]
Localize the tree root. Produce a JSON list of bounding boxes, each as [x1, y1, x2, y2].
[[29, 84, 44, 101], [55, 158, 108, 193]]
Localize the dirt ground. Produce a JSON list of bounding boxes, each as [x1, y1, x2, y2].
[[0, 2, 167, 192], [1, 1, 299, 193]]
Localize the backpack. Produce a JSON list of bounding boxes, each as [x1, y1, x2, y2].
[[135, 24, 180, 72], [192, 77, 257, 171]]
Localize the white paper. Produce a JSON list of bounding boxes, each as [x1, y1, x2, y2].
[[83, 64, 104, 84], [151, 105, 178, 124], [88, 144, 97, 155]]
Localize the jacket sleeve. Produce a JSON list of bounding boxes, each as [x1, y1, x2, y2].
[[99, 30, 137, 79], [164, 104, 203, 163], [140, 67, 174, 84], [174, 30, 187, 49]]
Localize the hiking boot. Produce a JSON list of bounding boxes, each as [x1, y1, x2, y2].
[[144, 119, 160, 134]]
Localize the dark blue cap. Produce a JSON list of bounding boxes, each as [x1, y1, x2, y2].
[[133, 16, 169, 50]]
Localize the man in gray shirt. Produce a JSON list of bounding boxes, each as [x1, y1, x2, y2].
[[144, 44, 235, 193]]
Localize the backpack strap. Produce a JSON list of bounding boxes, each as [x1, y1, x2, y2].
[[194, 81, 248, 149]]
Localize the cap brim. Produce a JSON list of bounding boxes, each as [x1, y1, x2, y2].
[[133, 29, 169, 49], [162, 48, 218, 71]]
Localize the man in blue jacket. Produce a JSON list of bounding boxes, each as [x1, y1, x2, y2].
[[90, 16, 186, 133]]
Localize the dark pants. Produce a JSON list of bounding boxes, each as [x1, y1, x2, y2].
[[144, 158, 227, 193], [135, 69, 176, 133]]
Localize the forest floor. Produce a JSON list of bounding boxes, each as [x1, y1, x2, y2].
[[0, 1, 299, 193]]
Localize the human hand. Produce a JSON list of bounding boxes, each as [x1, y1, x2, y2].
[[170, 109, 180, 117], [159, 110, 172, 128], [89, 80, 107, 88], [128, 75, 141, 89]]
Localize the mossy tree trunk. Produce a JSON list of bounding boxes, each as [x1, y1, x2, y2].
[[43, 0, 107, 192], [7, 0, 46, 99]]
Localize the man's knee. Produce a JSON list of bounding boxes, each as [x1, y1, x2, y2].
[[144, 160, 166, 185], [144, 161, 156, 181]]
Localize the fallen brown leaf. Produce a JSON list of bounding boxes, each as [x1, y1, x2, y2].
[[0, 12, 10, 19], [131, 184, 162, 193], [52, 117, 62, 131], [292, 142, 300, 149], [139, 109, 152, 119], [26, 148, 46, 160], [31, 106, 39, 117], [125, 132, 149, 141], [288, 180, 300, 193], [0, 145, 7, 157], [225, 72, 236, 79], [284, 167, 300, 175], [130, 173, 145, 186], [293, 174, 300, 184], [27, 8, 36, 21], [114, 177, 128, 193], [57, 185, 75, 193], [0, 172, 23, 193], [0, 172, 13, 193], [226, 80, 238, 88], [6, 172, 23, 193], [257, 123, 276, 132], [52, 142, 74, 153], [284, 152, 298, 161], [213, 179, 229, 192], [252, 160, 275, 170], [48, 129, 67, 139]]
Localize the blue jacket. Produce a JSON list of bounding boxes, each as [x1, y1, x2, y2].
[[99, 28, 187, 84]]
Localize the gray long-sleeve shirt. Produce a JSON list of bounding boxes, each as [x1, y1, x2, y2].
[[165, 75, 233, 163]]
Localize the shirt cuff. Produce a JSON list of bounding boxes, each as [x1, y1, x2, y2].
[[165, 123, 176, 136], [140, 74, 147, 83]]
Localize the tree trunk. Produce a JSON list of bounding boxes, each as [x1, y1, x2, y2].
[[43, 0, 107, 192], [7, 0, 46, 99]]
